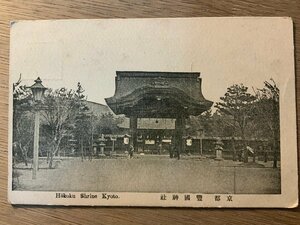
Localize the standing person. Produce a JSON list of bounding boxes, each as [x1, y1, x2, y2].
[[173, 145, 180, 160], [129, 144, 134, 159], [158, 142, 162, 155], [177, 146, 180, 160], [169, 144, 174, 158]]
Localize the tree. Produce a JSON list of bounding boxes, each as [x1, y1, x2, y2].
[[73, 109, 92, 161], [253, 79, 280, 167], [96, 112, 122, 134], [13, 75, 34, 166], [41, 83, 89, 168], [187, 110, 213, 136], [215, 84, 256, 163]]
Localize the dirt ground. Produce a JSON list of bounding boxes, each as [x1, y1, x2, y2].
[[13, 155, 281, 194]]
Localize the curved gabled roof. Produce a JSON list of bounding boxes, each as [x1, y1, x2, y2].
[[105, 71, 212, 118]]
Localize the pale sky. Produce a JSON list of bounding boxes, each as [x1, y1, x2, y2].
[[10, 17, 294, 106]]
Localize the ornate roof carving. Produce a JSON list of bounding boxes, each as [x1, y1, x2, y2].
[[105, 71, 212, 117]]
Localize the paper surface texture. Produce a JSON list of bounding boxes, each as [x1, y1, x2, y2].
[[8, 17, 298, 207]]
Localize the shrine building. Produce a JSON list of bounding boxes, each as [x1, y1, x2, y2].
[[105, 71, 213, 155]]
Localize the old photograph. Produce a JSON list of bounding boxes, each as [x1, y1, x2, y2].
[[8, 18, 297, 207]]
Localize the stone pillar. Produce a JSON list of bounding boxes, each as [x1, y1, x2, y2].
[[199, 138, 203, 155], [32, 110, 40, 179], [130, 116, 138, 152]]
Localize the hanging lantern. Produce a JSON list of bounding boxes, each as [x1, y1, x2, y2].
[[30, 77, 47, 101]]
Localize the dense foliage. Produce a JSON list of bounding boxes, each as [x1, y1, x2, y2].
[[187, 81, 280, 166], [13, 78, 280, 167], [13, 80, 121, 167]]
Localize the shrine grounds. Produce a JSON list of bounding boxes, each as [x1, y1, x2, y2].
[[13, 155, 281, 194]]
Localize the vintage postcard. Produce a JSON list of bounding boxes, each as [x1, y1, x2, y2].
[[8, 17, 298, 207]]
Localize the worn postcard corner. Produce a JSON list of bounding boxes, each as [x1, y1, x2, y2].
[[8, 17, 298, 207]]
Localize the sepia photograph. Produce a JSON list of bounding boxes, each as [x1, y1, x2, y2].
[[8, 17, 297, 207]]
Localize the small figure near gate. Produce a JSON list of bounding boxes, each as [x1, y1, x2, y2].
[[169, 145, 174, 158], [129, 144, 134, 159]]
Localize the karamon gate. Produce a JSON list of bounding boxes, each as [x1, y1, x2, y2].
[[105, 71, 213, 156]]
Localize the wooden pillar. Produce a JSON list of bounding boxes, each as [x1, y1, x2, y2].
[[130, 116, 138, 152], [175, 114, 185, 159]]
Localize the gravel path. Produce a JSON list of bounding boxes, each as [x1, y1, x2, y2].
[[13, 156, 281, 194]]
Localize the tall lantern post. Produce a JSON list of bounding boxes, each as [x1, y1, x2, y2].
[[30, 77, 47, 179]]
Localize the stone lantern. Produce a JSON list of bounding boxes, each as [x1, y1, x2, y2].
[[92, 142, 98, 155], [98, 134, 106, 156], [214, 138, 224, 160]]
